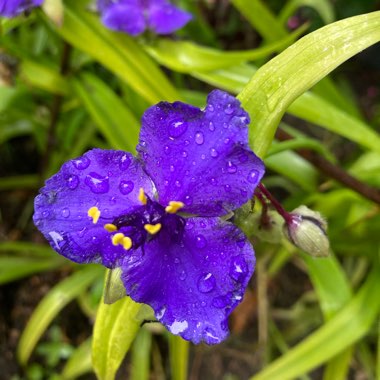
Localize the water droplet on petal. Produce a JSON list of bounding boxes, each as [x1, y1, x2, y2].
[[66, 175, 79, 190], [208, 121, 215, 131], [212, 294, 230, 308], [164, 145, 171, 155], [184, 140, 190, 146], [61, 208, 70, 218], [119, 180, 134, 195], [195, 234, 207, 248], [207, 104, 214, 112], [224, 138, 230, 144], [198, 273, 215, 293], [226, 161, 237, 173], [247, 169, 259, 183], [77, 227, 87, 238], [204, 326, 220, 344], [73, 156, 90, 170], [174, 257, 180, 264], [210, 177, 217, 185], [229, 256, 248, 282], [184, 195, 193, 206], [42, 210, 50, 218], [195, 132, 204, 145], [119, 154, 131, 170], [224, 103, 234, 115], [170, 165, 175, 172], [185, 220, 194, 230], [169, 121, 188, 138], [85, 172, 109, 194], [210, 148, 218, 157], [182, 150, 188, 158], [224, 184, 231, 193], [179, 270, 187, 280]]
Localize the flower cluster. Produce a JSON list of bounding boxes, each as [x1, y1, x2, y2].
[[0, 0, 43, 17], [33, 90, 265, 344], [97, 0, 192, 36]]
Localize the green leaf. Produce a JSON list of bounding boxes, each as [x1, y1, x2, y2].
[[130, 329, 152, 380], [232, 0, 288, 42], [20, 60, 69, 95], [17, 265, 103, 365], [250, 265, 380, 380], [72, 73, 139, 152], [145, 27, 306, 72], [61, 338, 92, 380], [169, 335, 189, 380], [53, 0, 179, 104], [237, 11, 380, 157], [279, 0, 335, 25], [0, 256, 64, 284], [92, 294, 142, 380]]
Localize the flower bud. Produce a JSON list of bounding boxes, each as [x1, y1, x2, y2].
[[284, 205, 330, 257]]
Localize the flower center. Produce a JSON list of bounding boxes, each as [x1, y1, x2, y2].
[[87, 189, 185, 251]]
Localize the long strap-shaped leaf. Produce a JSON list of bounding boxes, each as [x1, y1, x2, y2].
[[237, 11, 380, 157], [17, 265, 103, 365], [251, 264, 380, 380], [52, 0, 179, 104]]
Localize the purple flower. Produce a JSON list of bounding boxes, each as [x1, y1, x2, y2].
[[97, 0, 192, 36], [0, 0, 43, 17], [33, 90, 265, 344]]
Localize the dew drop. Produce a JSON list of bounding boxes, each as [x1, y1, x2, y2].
[[119, 180, 134, 195], [85, 172, 109, 194], [77, 227, 87, 238], [210, 177, 217, 185], [169, 121, 188, 138], [229, 256, 248, 282], [184, 140, 190, 146], [226, 161, 237, 174], [61, 208, 70, 218], [212, 294, 230, 309], [207, 104, 214, 112], [204, 326, 219, 344], [179, 270, 187, 281], [195, 234, 207, 249], [224, 138, 230, 144], [174, 257, 180, 264], [42, 210, 50, 218], [66, 175, 79, 190], [185, 219, 194, 230], [201, 154, 206, 160], [119, 154, 131, 171], [73, 156, 90, 170], [175, 180, 181, 188], [210, 148, 218, 158], [197, 273, 215, 293], [247, 169, 259, 183], [184, 195, 193, 206], [224, 184, 231, 193], [170, 165, 175, 172], [195, 132, 204, 145], [208, 121, 215, 131], [182, 150, 188, 158], [224, 104, 234, 115], [164, 145, 171, 155]]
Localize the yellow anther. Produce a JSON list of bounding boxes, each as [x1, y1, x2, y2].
[[104, 223, 117, 232], [144, 223, 162, 235], [138, 188, 147, 205], [122, 236, 132, 250], [112, 232, 125, 246], [165, 201, 185, 214], [88, 206, 101, 224]]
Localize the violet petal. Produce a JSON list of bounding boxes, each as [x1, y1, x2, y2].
[[120, 217, 255, 344]]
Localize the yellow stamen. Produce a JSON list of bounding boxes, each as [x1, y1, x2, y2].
[[112, 232, 125, 246], [165, 201, 185, 214], [88, 206, 100, 224], [104, 223, 117, 232], [122, 236, 132, 250], [144, 223, 162, 235], [138, 188, 147, 205]]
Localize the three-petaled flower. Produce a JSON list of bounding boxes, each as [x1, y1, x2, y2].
[[0, 0, 43, 17], [33, 90, 265, 344], [97, 0, 192, 36]]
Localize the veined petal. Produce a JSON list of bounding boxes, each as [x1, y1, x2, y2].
[[138, 89, 265, 216], [147, 0, 192, 35], [33, 149, 154, 267], [121, 217, 255, 344], [100, 1, 146, 36]]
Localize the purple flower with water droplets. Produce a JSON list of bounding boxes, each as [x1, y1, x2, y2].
[[97, 0, 192, 36], [33, 90, 265, 344], [0, 0, 43, 17]]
